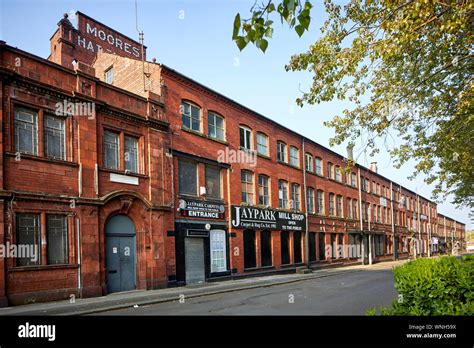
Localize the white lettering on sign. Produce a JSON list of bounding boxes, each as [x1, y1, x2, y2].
[[80, 22, 141, 58]]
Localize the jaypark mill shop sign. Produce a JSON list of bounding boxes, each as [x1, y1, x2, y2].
[[231, 206, 306, 231]]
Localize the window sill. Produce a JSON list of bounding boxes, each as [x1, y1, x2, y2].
[[257, 153, 271, 161], [181, 127, 205, 137], [99, 167, 148, 179], [9, 264, 78, 272], [6, 152, 79, 167]]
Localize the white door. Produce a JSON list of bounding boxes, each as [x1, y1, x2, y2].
[[210, 230, 227, 273]]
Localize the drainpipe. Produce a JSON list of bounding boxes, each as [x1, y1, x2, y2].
[[390, 182, 396, 260], [226, 166, 234, 280], [357, 168, 364, 264], [417, 195, 421, 256], [302, 139, 310, 267], [428, 203, 431, 257], [76, 217, 82, 298], [368, 201, 372, 265]]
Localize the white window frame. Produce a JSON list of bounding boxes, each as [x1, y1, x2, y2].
[[210, 230, 227, 273], [289, 146, 299, 167], [256, 132, 269, 156], [239, 126, 252, 150], [208, 112, 225, 140]]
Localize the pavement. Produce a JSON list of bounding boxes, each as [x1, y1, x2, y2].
[[0, 259, 409, 316]]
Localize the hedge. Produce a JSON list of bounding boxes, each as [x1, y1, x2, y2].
[[367, 255, 474, 315]]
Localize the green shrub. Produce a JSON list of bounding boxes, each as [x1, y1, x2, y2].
[[368, 256, 474, 315]]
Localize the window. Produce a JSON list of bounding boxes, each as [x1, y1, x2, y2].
[[46, 215, 68, 265], [305, 153, 313, 172], [104, 130, 120, 170], [205, 165, 221, 199], [329, 193, 335, 216], [182, 101, 201, 132], [291, 183, 300, 210], [335, 166, 342, 182], [336, 195, 343, 217], [327, 162, 334, 179], [178, 159, 197, 196], [16, 214, 41, 266], [352, 200, 358, 219], [105, 66, 114, 84], [278, 180, 288, 208], [377, 206, 382, 223], [290, 146, 299, 167], [14, 107, 38, 155], [365, 178, 370, 192], [346, 198, 351, 219], [241, 170, 254, 204], [307, 187, 315, 213], [256, 132, 269, 156], [208, 112, 225, 140], [124, 135, 139, 173], [260, 230, 272, 267], [345, 171, 350, 185], [351, 173, 357, 188], [210, 230, 227, 273], [240, 126, 252, 150], [277, 141, 287, 162], [372, 181, 376, 193], [337, 234, 344, 258], [44, 114, 66, 160], [317, 190, 324, 215], [315, 157, 323, 176], [258, 175, 270, 206]]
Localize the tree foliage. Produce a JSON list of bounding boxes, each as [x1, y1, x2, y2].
[[233, 0, 474, 208]]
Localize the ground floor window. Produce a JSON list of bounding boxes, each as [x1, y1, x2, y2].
[[374, 235, 385, 256], [244, 229, 256, 269], [309, 232, 316, 262], [210, 230, 227, 273], [260, 230, 272, 267], [16, 214, 41, 266], [293, 231, 302, 263], [46, 214, 68, 265], [281, 231, 290, 265], [337, 233, 344, 258], [330, 234, 336, 259], [319, 232, 326, 260]]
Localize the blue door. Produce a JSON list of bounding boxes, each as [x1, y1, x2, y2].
[[106, 215, 136, 293]]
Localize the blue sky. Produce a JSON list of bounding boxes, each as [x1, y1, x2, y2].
[[1, 0, 470, 228]]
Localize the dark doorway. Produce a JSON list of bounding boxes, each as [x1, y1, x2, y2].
[[319, 232, 326, 260], [260, 230, 272, 267], [293, 231, 302, 264], [309, 232, 316, 262], [244, 229, 256, 269], [281, 231, 290, 265]]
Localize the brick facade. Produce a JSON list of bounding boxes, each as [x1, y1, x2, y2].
[[0, 12, 466, 306]]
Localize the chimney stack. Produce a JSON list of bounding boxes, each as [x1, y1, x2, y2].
[[369, 162, 378, 173]]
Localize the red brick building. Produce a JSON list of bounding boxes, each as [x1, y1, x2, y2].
[[0, 12, 466, 305]]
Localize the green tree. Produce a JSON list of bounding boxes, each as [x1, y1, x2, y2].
[[233, 0, 474, 208]]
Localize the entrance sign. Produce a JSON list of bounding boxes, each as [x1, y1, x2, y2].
[[179, 199, 225, 219]]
